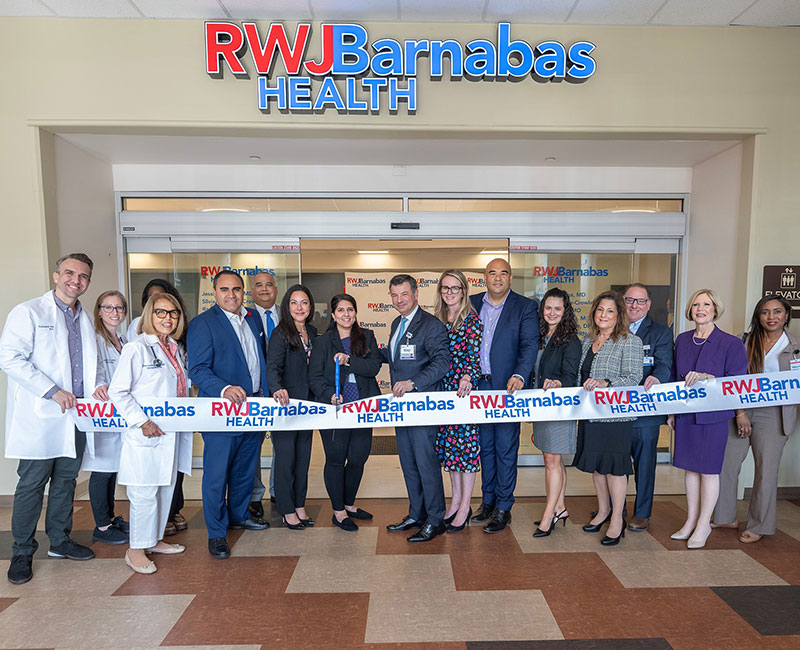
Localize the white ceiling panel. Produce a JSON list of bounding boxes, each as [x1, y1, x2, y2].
[[568, 0, 665, 25], [484, 0, 573, 24], [221, 0, 313, 21], [732, 0, 800, 26], [43, 0, 142, 18], [131, 0, 228, 19], [650, 0, 754, 26], [308, 0, 399, 22], [2, 0, 55, 16], [399, 0, 484, 23]]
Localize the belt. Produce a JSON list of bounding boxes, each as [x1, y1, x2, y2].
[[479, 374, 492, 382]]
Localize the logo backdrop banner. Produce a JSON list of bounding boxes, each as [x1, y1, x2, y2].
[[69, 371, 800, 435]]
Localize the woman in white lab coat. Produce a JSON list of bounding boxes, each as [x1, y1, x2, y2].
[[83, 291, 130, 545], [109, 293, 192, 574]]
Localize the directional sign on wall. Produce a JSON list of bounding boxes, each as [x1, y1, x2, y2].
[[763, 265, 800, 314]]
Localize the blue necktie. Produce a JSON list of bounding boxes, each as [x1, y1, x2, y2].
[[265, 310, 275, 339], [393, 317, 408, 361]]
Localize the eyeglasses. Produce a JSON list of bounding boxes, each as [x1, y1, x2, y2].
[[441, 286, 463, 294], [153, 308, 181, 319], [100, 305, 126, 313], [623, 297, 649, 306]]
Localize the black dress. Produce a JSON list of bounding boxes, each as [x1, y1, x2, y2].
[[574, 349, 634, 477]]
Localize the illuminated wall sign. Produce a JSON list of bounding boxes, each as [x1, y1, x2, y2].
[[205, 22, 596, 114]]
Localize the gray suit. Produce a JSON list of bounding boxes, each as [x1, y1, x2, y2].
[[384, 307, 450, 525]]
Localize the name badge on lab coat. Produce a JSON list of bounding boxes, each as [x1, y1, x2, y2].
[[790, 358, 800, 371], [399, 344, 416, 360]]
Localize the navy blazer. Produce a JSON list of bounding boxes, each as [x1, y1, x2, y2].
[[187, 304, 268, 399], [469, 290, 539, 390], [673, 326, 748, 425], [382, 307, 450, 392], [632, 316, 674, 427]]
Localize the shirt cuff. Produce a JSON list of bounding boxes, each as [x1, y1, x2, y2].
[[512, 374, 525, 382], [44, 385, 59, 400], [221, 385, 232, 398]]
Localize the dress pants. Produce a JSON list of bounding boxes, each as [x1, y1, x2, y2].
[[127, 442, 178, 549], [271, 430, 313, 516], [251, 432, 268, 503], [88, 471, 117, 527], [714, 408, 788, 535], [630, 424, 660, 519], [168, 472, 185, 521], [395, 425, 445, 525], [201, 432, 262, 539], [12, 428, 85, 556], [477, 378, 520, 511], [319, 427, 373, 511]]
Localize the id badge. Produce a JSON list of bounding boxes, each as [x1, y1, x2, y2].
[[790, 358, 800, 371], [643, 356, 654, 367], [399, 344, 416, 360]]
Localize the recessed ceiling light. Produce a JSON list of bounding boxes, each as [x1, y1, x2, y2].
[[249, 155, 261, 160], [358, 250, 389, 254]]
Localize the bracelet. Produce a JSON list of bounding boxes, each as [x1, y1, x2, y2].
[[735, 413, 748, 419]]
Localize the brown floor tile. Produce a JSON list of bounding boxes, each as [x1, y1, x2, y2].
[[361, 644, 466, 650], [162, 591, 369, 650], [467, 641, 672, 650], [741, 533, 800, 585], [0, 597, 17, 614]]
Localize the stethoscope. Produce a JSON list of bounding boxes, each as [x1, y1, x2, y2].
[[147, 345, 163, 368]]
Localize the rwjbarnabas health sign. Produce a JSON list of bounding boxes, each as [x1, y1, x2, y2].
[[205, 22, 596, 114]]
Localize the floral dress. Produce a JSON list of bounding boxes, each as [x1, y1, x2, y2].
[[436, 311, 483, 472]]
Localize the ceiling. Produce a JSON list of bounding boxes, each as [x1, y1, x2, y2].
[[58, 133, 742, 167], [4, 0, 800, 27]]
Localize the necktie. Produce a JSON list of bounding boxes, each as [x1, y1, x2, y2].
[[265, 310, 275, 339], [393, 317, 408, 361]]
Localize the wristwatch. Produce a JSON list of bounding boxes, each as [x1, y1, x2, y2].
[[408, 380, 416, 389], [604, 379, 612, 386]]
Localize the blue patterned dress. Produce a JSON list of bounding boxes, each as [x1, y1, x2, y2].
[[436, 311, 483, 472]]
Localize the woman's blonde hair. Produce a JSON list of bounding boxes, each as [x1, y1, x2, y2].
[[93, 290, 127, 348], [684, 288, 724, 322], [434, 269, 474, 330], [140, 293, 185, 340]]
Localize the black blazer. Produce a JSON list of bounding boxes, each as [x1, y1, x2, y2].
[[266, 323, 317, 400], [533, 335, 581, 389], [308, 328, 382, 404]]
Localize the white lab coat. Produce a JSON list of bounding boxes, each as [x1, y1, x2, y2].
[[0, 291, 99, 460], [108, 334, 192, 487], [125, 317, 142, 343], [81, 331, 126, 473]]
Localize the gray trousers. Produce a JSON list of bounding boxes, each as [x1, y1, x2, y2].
[[714, 407, 788, 535], [12, 429, 85, 556], [250, 432, 275, 502], [396, 425, 445, 525]]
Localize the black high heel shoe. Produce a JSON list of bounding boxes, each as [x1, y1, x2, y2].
[[583, 512, 612, 533], [444, 512, 458, 526], [533, 516, 557, 538], [282, 516, 304, 531], [535, 508, 569, 527], [299, 517, 315, 527], [601, 519, 626, 546], [446, 507, 472, 533]]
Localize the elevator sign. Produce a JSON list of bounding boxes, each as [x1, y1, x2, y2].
[[204, 22, 596, 114], [763, 265, 800, 314]]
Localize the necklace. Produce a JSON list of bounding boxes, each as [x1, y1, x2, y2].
[[692, 335, 708, 346]]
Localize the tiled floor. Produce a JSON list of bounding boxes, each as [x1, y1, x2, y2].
[[1, 491, 800, 650]]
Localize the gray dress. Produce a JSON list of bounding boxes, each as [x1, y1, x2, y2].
[[532, 338, 577, 455]]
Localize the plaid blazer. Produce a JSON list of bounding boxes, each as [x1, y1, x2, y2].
[[578, 333, 644, 422]]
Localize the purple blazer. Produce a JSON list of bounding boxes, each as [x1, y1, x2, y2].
[[673, 326, 748, 425]]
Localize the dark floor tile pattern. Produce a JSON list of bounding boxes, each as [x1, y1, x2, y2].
[[467, 640, 673, 650], [712, 586, 800, 636]]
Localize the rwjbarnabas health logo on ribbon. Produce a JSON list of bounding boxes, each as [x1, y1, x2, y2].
[[70, 371, 799, 434], [205, 22, 596, 114]]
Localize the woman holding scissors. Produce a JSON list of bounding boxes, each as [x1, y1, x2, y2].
[[309, 294, 382, 531]]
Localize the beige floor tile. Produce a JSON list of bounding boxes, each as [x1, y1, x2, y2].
[[775, 500, 800, 541], [287, 554, 455, 593], [0, 558, 135, 598], [600, 549, 788, 588], [0, 594, 194, 649], [510, 503, 665, 553], [230, 526, 378, 557], [110, 646, 261, 650], [365, 589, 563, 643]]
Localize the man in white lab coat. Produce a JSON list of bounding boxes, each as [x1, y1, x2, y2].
[[0, 253, 99, 585]]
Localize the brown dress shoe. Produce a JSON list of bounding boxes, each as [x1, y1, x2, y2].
[[627, 516, 650, 531]]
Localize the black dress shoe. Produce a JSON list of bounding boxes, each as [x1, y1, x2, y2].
[[407, 521, 446, 542], [601, 520, 627, 546], [345, 507, 373, 520], [282, 516, 305, 530], [483, 509, 511, 533], [229, 516, 270, 530], [299, 518, 315, 527], [7, 555, 32, 585], [270, 496, 276, 503], [208, 537, 230, 559], [386, 516, 424, 532], [472, 503, 496, 523], [332, 514, 358, 532], [248, 501, 264, 519], [583, 512, 612, 533], [447, 507, 473, 533]]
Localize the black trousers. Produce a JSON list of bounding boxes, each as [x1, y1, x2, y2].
[[88, 471, 117, 528], [319, 427, 372, 511], [271, 430, 312, 516], [168, 471, 185, 521]]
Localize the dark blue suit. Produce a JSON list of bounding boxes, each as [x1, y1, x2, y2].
[[470, 291, 539, 510], [631, 316, 674, 519], [187, 304, 268, 539], [382, 307, 450, 525]]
